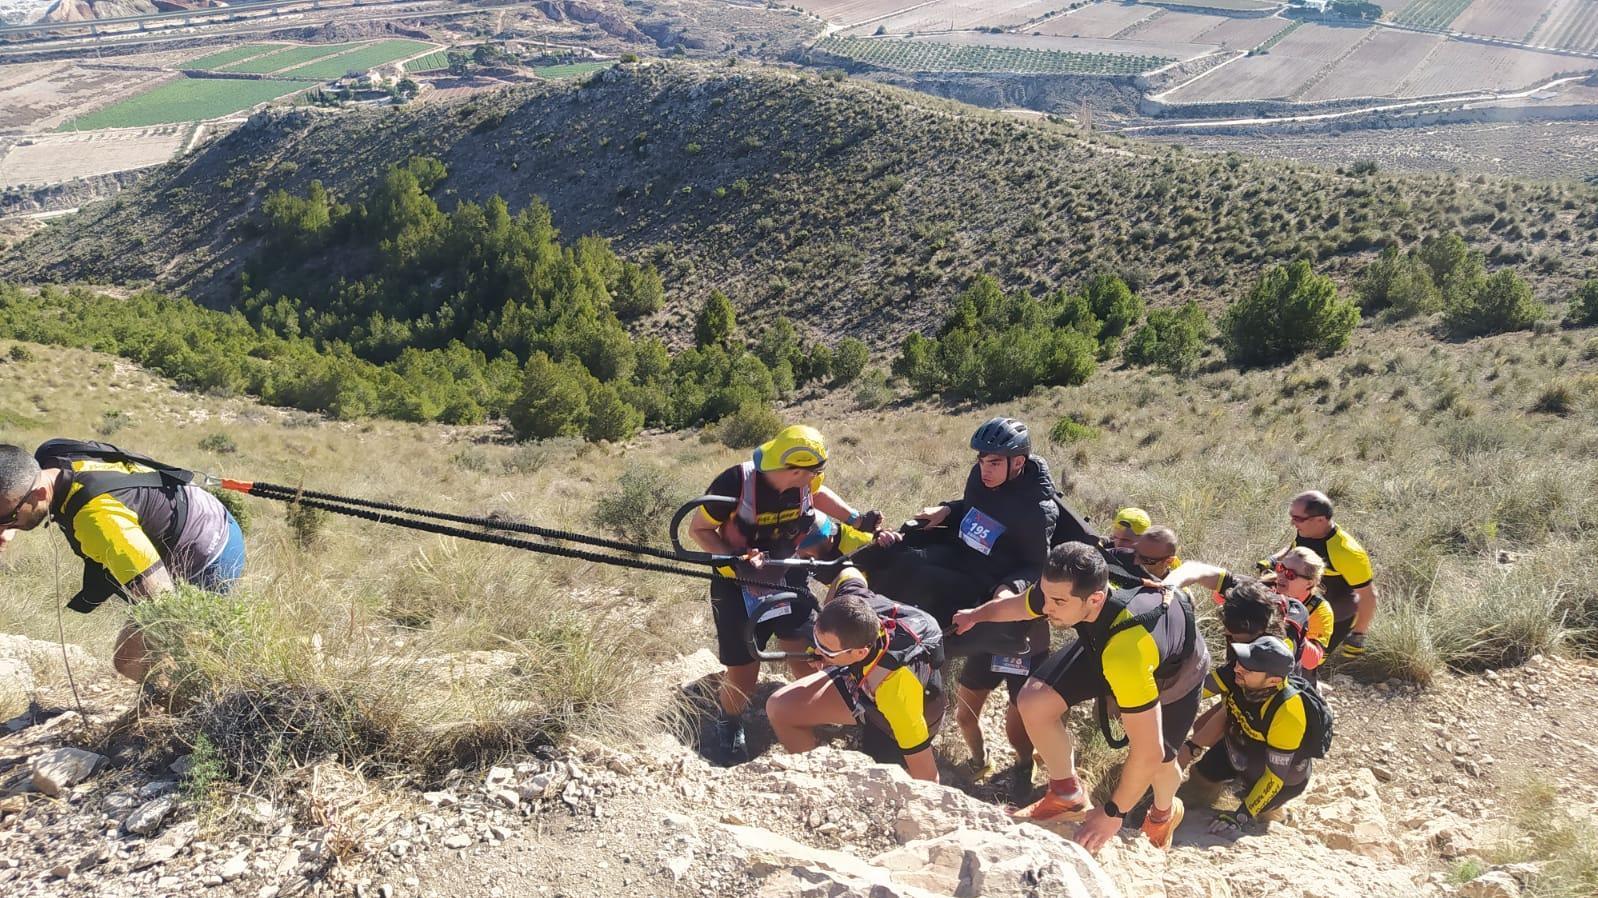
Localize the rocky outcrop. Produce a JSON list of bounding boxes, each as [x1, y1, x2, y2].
[[40, 0, 158, 23]]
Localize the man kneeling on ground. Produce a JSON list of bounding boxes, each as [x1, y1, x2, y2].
[[766, 568, 945, 783], [1180, 635, 1323, 837]]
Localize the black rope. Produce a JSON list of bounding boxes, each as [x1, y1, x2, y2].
[[247, 480, 689, 562]]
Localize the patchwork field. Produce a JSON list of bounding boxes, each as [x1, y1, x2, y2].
[[0, 125, 192, 188], [532, 62, 613, 78], [1146, 0, 1275, 10], [273, 39, 434, 80], [1390, 0, 1473, 30], [1123, 10, 1230, 42], [1161, 22, 1368, 102], [906, 29, 1213, 59], [404, 49, 453, 73], [1531, 0, 1598, 53], [1394, 40, 1587, 95], [1033, 2, 1158, 37], [841, 0, 1065, 35], [59, 77, 305, 130], [1449, 0, 1555, 41], [816, 34, 1176, 73], [182, 43, 290, 71], [0, 64, 168, 132], [1296, 28, 1442, 101], [1199, 15, 1293, 48]]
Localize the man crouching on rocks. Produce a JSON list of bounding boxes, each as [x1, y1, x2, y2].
[[766, 568, 945, 783]]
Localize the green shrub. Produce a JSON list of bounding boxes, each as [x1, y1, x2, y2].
[[583, 382, 643, 443], [509, 353, 590, 440], [1084, 274, 1144, 339], [1564, 279, 1598, 326], [717, 400, 782, 449], [1357, 246, 1441, 318], [198, 432, 237, 454], [7, 344, 32, 362], [1049, 417, 1100, 444], [853, 368, 894, 409], [694, 291, 737, 349], [592, 465, 686, 548], [95, 409, 129, 437], [831, 338, 869, 385], [286, 494, 327, 549], [1443, 269, 1545, 339], [1123, 301, 1208, 373], [1221, 261, 1360, 367]]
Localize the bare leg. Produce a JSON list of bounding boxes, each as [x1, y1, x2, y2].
[[1004, 701, 1034, 760], [113, 620, 151, 683], [1151, 758, 1183, 814], [778, 637, 812, 681], [766, 670, 855, 753], [720, 661, 759, 717], [955, 684, 993, 764], [1017, 679, 1075, 780]]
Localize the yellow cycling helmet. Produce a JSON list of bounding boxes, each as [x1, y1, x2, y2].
[[754, 425, 828, 472], [1113, 507, 1152, 536]]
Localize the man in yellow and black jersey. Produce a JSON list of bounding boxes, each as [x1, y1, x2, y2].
[[0, 439, 247, 681], [765, 568, 945, 783], [1284, 490, 1376, 656], [688, 425, 877, 763], [1161, 550, 1335, 674], [1182, 636, 1315, 835], [952, 542, 1210, 853]]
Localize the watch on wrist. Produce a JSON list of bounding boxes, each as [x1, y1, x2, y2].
[[1102, 798, 1126, 819], [1184, 739, 1206, 759]]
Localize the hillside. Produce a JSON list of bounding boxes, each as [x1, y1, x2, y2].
[[3, 61, 1596, 346], [2, 336, 1597, 898]]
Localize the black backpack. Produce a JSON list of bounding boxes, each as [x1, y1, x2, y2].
[[1262, 673, 1334, 760], [1094, 587, 1199, 748]]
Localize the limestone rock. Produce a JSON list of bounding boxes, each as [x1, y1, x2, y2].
[[30, 747, 106, 796], [1461, 871, 1521, 898], [123, 795, 175, 835]]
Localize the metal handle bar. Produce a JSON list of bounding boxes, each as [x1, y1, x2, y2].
[[743, 592, 814, 662]]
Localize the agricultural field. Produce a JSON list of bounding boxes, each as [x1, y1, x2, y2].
[[1296, 28, 1443, 100], [0, 63, 167, 132], [532, 62, 613, 78], [908, 29, 1212, 59], [58, 77, 305, 130], [1198, 15, 1294, 48], [1145, 0, 1275, 10], [1160, 22, 1368, 102], [1123, 9, 1231, 42], [1449, 0, 1557, 41], [404, 49, 453, 73], [814, 34, 1175, 73], [0, 124, 192, 188], [1033, 3, 1159, 37], [182, 43, 289, 71], [213, 42, 367, 75], [1531, 0, 1598, 53], [274, 39, 435, 80], [1394, 40, 1589, 95], [840, 0, 1065, 35], [1390, 0, 1472, 30]]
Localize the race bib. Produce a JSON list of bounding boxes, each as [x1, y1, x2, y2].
[[958, 507, 1007, 556], [990, 655, 1030, 676], [757, 601, 792, 623]]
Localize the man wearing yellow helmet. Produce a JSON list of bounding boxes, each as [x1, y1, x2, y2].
[[688, 425, 877, 763]]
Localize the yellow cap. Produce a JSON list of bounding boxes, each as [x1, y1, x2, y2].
[[1113, 507, 1152, 535], [754, 425, 828, 472]]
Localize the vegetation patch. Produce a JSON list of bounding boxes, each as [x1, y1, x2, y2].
[[814, 36, 1172, 75], [58, 77, 305, 130]]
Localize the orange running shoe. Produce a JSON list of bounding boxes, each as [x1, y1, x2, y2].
[[1141, 797, 1184, 849], [1013, 782, 1091, 822]]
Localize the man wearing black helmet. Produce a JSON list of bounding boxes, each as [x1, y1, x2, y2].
[[860, 417, 1060, 796]]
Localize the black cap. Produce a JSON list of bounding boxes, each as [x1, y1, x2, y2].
[[1231, 636, 1294, 678]]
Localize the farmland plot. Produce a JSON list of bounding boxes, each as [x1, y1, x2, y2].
[[214, 43, 363, 75], [1123, 10, 1229, 42], [1197, 15, 1295, 48], [183, 43, 288, 70], [274, 40, 435, 80], [1033, 2, 1159, 38], [60, 77, 304, 129], [788, 0, 923, 26], [1161, 23, 1369, 102], [404, 50, 452, 73], [0, 125, 190, 188], [845, 0, 1069, 35], [907, 29, 1213, 58], [1148, 0, 1274, 10], [1390, 0, 1472, 29], [815, 35, 1174, 73], [1531, 0, 1598, 53], [1296, 28, 1441, 100], [0, 65, 167, 132], [1395, 40, 1594, 95], [1450, 0, 1557, 41]]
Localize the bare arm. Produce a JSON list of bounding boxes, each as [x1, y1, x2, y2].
[[1351, 582, 1379, 634], [811, 487, 856, 523], [688, 510, 737, 556], [1160, 561, 1228, 594], [127, 565, 176, 599], [950, 589, 1032, 634], [1073, 705, 1165, 853]]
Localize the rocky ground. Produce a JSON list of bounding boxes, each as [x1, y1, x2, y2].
[[3, 636, 1594, 898]]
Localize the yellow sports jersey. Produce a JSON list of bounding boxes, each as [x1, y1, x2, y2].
[[1025, 584, 1179, 714], [1204, 668, 1310, 816]]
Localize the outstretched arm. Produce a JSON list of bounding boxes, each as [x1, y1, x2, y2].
[[950, 587, 1033, 634]]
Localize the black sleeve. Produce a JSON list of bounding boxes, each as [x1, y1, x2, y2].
[[1000, 498, 1056, 595], [65, 562, 123, 614], [700, 466, 742, 524]]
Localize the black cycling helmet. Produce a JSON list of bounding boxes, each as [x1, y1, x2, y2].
[[970, 417, 1031, 457]]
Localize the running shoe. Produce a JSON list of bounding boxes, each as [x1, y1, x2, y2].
[[1141, 797, 1184, 849]]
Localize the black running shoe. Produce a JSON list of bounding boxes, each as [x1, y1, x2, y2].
[[715, 715, 748, 765]]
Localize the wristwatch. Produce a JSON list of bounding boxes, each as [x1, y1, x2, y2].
[[1184, 739, 1207, 760], [1101, 798, 1126, 819]]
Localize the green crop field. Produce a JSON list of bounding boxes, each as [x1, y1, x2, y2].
[[1391, 0, 1473, 29], [183, 43, 288, 70], [814, 37, 1172, 75], [404, 49, 452, 73], [214, 42, 365, 75], [276, 40, 436, 80], [59, 77, 305, 130], [533, 62, 612, 78]]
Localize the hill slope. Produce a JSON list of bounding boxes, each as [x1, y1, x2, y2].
[[3, 62, 1596, 345]]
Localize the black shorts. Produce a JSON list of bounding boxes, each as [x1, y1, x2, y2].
[[958, 619, 1051, 702], [1031, 640, 1203, 762], [858, 689, 948, 765], [710, 574, 816, 667], [1192, 747, 1310, 815]]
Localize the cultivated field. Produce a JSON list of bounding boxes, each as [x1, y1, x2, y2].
[[183, 43, 290, 70], [841, 0, 1063, 35], [1033, 2, 1158, 37], [273, 39, 435, 80], [1395, 40, 1587, 95], [816, 34, 1174, 72], [1123, 10, 1230, 42], [1531, 0, 1598, 53], [0, 124, 192, 188], [0, 64, 168, 132], [404, 49, 453, 73], [59, 77, 305, 130], [1161, 22, 1368, 102], [533, 62, 613, 78], [909, 29, 1212, 57], [1296, 28, 1443, 101], [1390, 0, 1473, 30], [1146, 0, 1275, 10], [213, 42, 369, 75], [1199, 15, 1294, 48], [1449, 0, 1556, 41]]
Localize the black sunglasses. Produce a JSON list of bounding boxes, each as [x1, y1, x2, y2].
[[0, 490, 30, 529]]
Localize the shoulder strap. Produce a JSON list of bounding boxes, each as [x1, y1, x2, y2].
[[58, 470, 191, 557], [736, 461, 758, 526]]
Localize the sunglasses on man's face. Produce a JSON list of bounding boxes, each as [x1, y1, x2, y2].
[[1289, 512, 1323, 524], [808, 639, 855, 659], [0, 492, 30, 529], [1274, 564, 1306, 583], [1135, 552, 1173, 568]]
